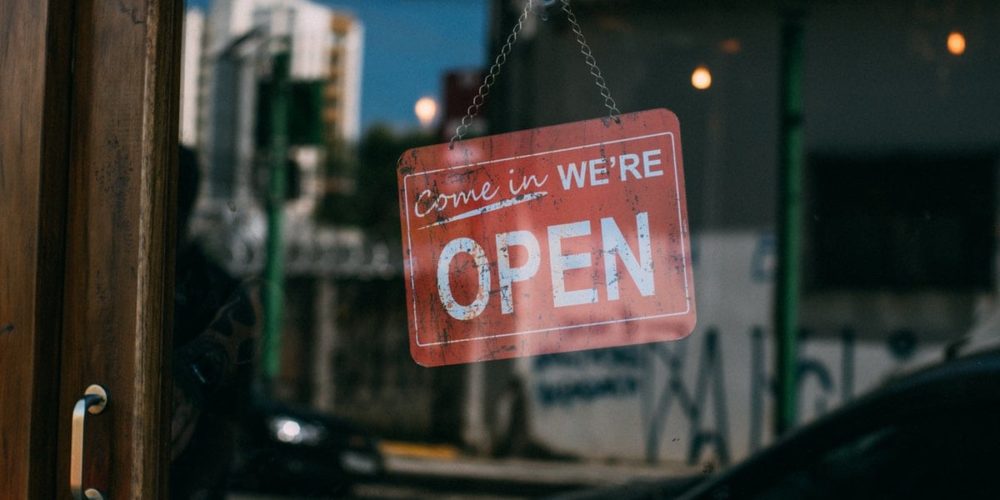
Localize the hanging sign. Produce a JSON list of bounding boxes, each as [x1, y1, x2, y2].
[[398, 109, 695, 366]]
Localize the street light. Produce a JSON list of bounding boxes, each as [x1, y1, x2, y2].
[[414, 96, 438, 128], [947, 31, 966, 56], [691, 65, 712, 90]]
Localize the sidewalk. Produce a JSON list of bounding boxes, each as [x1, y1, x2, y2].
[[379, 441, 701, 491], [228, 442, 704, 499]]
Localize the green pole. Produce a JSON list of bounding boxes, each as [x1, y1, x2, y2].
[[775, 11, 805, 437], [263, 43, 291, 388]]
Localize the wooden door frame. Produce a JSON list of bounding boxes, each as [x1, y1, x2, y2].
[[1, 0, 183, 498], [0, 0, 74, 497]]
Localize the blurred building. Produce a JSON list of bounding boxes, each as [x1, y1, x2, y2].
[[437, 0, 1000, 466], [325, 13, 364, 143], [179, 1, 413, 418], [177, 0, 1000, 465], [202, 0, 363, 143], [179, 0, 371, 276], [180, 8, 206, 148]]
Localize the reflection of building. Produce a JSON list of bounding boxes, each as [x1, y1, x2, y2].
[[173, 0, 1000, 464], [325, 13, 364, 143], [181, 0, 369, 275], [440, 0, 1000, 465], [183, 0, 401, 413], [202, 0, 363, 144], [180, 9, 205, 147]]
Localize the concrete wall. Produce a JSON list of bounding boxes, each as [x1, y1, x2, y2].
[[467, 0, 1000, 464], [512, 232, 945, 464]]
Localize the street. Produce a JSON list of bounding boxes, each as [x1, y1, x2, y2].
[[229, 452, 699, 499]]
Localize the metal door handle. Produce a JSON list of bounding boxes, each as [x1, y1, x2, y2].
[[71, 385, 108, 500]]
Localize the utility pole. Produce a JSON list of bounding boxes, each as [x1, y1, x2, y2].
[[262, 38, 291, 389], [775, 9, 805, 437]]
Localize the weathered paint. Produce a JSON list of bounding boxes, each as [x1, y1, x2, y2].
[[398, 109, 696, 366]]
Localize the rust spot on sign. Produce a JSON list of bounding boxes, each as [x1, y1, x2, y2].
[[397, 109, 696, 367]]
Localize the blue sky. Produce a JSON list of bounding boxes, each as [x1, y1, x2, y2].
[[187, 0, 490, 133]]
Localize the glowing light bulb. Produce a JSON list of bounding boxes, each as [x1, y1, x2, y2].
[[947, 31, 966, 56], [414, 96, 438, 127], [691, 66, 712, 90]]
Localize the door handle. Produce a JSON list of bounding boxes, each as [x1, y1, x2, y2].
[[71, 385, 108, 500]]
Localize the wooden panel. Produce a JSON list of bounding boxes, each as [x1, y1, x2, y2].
[[55, 0, 182, 498], [0, 0, 73, 497]]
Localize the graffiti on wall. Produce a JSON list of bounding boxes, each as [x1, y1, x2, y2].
[[532, 326, 923, 465], [526, 232, 932, 465], [533, 348, 642, 407]]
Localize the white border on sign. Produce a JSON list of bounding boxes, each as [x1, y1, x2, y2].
[[404, 132, 691, 347]]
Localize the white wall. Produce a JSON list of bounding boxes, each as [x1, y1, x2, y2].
[[504, 232, 946, 465]]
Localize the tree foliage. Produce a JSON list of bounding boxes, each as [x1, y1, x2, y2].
[[319, 125, 436, 241]]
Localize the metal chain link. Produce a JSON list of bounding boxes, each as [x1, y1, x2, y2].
[[560, 0, 621, 123], [449, 0, 622, 148], [450, 0, 535, 148]]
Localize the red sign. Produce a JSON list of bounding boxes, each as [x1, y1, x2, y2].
[[398, 109, 695, 366]]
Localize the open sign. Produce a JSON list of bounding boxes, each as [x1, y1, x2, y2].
[[398, 109, 696, 366]]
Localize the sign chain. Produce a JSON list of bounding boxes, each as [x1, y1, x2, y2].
[[449, 0, 535, 149], [449, 0, 621, 149], [559, 0, 621, 123]]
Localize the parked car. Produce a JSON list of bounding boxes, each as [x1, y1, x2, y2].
[[554, 345, 1000, 499], [228, 401, 385, 497]]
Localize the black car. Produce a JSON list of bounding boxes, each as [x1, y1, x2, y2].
[[555, 347, 1000, 499], [228, 401, 385, 497]]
